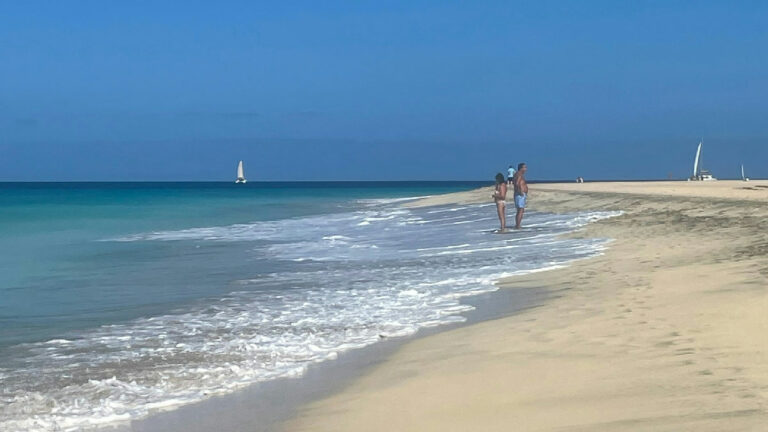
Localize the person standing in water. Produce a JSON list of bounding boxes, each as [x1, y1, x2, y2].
[[491, 173, 507, 231], [512, 162, 528, 229], [506, 165, 516, 186]]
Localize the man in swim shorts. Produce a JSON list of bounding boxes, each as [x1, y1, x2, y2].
[[512, 162, 528, 229]]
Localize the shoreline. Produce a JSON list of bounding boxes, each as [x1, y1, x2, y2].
[[122, 190, 614, 432], [125, 274, 553, 432], [7, 182, 585, 432], [283, 180, 768, 431]]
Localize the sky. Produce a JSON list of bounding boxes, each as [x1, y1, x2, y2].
[[1, 0, 767, 181]]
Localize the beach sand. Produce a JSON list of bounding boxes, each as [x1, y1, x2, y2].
[[282, 180, 768, 431]]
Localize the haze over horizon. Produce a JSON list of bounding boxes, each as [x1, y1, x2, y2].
[[2, 1, 767, 181]]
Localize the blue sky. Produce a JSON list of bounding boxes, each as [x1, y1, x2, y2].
[[1, 1, 767, 181]]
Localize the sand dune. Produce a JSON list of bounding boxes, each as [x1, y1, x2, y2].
[[283, 181, 768, 431]]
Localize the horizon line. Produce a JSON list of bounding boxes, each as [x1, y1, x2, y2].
[[0, 178, 737, 184]]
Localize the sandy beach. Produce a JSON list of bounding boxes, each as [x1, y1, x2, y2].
[[283, 180, 768, 431]]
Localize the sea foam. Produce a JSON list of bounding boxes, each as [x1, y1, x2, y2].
[[0, 201, 620, 431]]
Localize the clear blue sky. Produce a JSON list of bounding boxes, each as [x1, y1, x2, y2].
[[1, 1, 767, 181]]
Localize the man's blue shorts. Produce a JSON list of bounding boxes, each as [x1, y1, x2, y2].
[[514, 194, 526, 209]]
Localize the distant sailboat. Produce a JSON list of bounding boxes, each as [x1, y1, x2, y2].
[[742, 164, 749, 182], [689, 140, 716, 181], [235, 160, 247, 184], [692, 141, 702, 179]]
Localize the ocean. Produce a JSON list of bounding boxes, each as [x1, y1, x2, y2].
[[0, 182, 618, 431]]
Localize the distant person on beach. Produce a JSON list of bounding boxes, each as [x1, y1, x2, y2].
[[507, 165, 516, 185], [492, 173, 507, 231], [512, 163, 528, 229]]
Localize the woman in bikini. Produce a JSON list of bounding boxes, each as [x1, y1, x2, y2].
[[491, 173, 507, 232]]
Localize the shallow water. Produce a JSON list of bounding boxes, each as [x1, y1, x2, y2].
[[0, 182, 619, 431]]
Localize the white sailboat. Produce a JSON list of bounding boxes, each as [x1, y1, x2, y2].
[[235, 160, 247, 184], [689, 140, 716, 181], [692, 141, 702, 179], [742, 164, 749, 182]]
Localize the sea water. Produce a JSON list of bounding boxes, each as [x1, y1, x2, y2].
[[0, 182, 619, 431]]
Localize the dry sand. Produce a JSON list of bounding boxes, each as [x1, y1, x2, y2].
[[283, 180, 768, 431]]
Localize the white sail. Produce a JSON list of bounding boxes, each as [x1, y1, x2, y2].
[[235, 160, 246, 183], [692, 141, 702, 178], [741, 164, 745, 181]]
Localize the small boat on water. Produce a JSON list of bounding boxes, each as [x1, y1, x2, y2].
[[235, 160, 247, 184], [689, 141, 717, 181], [742, 164, 749, 182]]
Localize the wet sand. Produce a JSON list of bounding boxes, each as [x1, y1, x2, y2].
[[284, 180, 768, 431], [125, 275, 550, 432]]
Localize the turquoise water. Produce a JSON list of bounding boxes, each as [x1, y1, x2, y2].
[[0, 182, 619, 431], [0, 182, 484, 348]]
